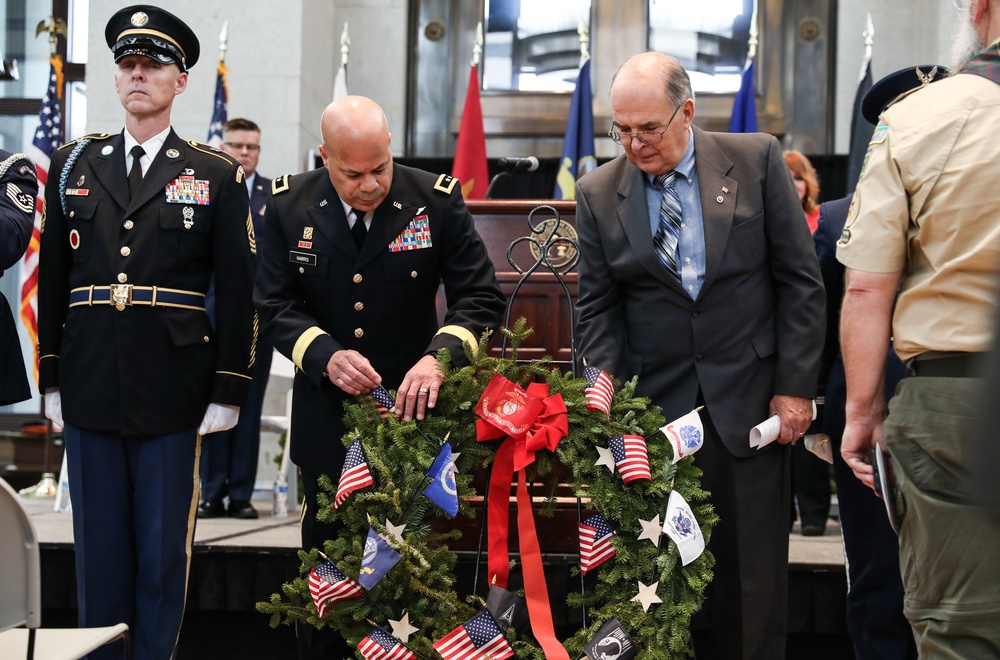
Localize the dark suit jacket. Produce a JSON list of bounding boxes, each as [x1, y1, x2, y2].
[[0, 150, 37, 406], [37, 130, 256, 435], [575, 127, 825, 457], [255, 164, 505, 475]]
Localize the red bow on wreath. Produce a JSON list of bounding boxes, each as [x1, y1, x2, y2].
[[474, 374, 570, 659]]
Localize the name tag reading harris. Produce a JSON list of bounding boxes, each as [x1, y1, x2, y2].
[[289, 250, 317, 266]]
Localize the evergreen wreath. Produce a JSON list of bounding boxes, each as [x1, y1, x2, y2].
[[258, 319, 716, 658]]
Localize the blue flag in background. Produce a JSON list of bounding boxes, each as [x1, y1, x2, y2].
[[728, 60, 757, 133], [554, 58, 597, 200], [206, 62, 228, 146], [358, 527, 401, 591], [423, 442, 458, 516]]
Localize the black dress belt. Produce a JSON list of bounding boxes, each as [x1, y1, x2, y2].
[[907, 353, 985, 378]]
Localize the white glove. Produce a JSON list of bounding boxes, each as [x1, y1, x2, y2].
[[44, 388, 63, 432], [198, 403, 240, 435]]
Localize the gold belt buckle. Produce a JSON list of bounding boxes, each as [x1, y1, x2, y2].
[[110, 283, 133, 311]]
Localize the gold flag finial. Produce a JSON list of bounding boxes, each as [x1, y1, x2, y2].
[[218, 21, 229, 64], [35, 17, 67, 56]]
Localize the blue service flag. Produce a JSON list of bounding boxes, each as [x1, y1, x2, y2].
[[728, 60, 757, 133], [423, 441, 458, 516], [554, 58, 597, 200], [358, 527, 401, 591], [206, 62, 228, 146]]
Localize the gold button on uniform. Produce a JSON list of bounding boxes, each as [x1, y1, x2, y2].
[[203, 336, 210, 343], [354, 328, 364, 338], [120, 246, 131, 256], [117, 272, 128, 283], [353, 273, 363, 284], [410, 271, 418, 278], [354, 302, 364, 311], [124, 220, 134, 230], [69, 211, 75, 218], [299, 267, 305, 274]]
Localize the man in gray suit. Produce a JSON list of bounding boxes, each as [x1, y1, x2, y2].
[[575, 52, 824, 659]]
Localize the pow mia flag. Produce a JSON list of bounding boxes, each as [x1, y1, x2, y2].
[[485, 585, 530, 634], [580, 617, 636, 660]]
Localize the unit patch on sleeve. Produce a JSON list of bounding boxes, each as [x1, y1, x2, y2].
[[388, 214, 432, 252]]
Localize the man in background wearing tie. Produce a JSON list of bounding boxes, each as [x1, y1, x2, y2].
[[199, 117, 273, 519], [574, 52, 824, 659], [37, 6, 255, 658]]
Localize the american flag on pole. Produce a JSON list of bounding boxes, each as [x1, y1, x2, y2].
[[206, 61, 227, 146], [583, 365, 614, 417], [371, 385, 396, 421], [579, 513, 617, 575], [358, 627, 418, 660], [607, 434, 651, 484], [433, 609, 514, 660], [20, 55, 64, 383], [308, 559, 363, 618], [334, 438, 374, 509]]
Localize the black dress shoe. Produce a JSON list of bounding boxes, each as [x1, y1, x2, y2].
[[197, 499, 226, 519], [228, 500, 258, 519]]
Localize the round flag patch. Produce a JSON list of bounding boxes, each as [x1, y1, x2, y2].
[[69, 229, 80, 249]]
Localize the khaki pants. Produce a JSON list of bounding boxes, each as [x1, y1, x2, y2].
[[885, 376, 1000, 659]]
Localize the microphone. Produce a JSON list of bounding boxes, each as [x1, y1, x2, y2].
[[497, 156, 540, 172]]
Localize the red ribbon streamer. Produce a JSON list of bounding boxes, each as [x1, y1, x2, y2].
[[477, 374, 569, 659]]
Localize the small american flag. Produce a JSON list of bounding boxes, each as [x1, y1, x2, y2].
[[371, 385, 397, 421], [358, 627, 418, 660], [334, 438, 374, 509], [308, 559, 363, 618], [608, 434, 651, 483], [579, 513, 617, 575], [584, 366, 614, 416], [433, 609, 514, 660]]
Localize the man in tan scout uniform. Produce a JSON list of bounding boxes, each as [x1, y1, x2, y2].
[[838, 1, 1000, 656]]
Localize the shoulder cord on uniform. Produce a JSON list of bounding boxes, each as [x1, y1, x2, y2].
[[59, 138, 91, 215], [0, 152, 30, 181]]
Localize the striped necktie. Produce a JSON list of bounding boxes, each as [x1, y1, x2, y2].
[[654, 171, 682, 280]]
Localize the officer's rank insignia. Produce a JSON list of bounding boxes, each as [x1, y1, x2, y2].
[[303, 227, 314, 240], [298, 240, 313, 249], [165, 149, 180, 158], [165, 175, 210, 205], [183, 206, 195, 229], [65, 188, 89, 196], [6, 182, 33, 214], [319, 199, 328, 207], [388, 214, 432, 252]]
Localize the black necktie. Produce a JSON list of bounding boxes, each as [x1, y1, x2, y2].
[[351, 209, 367, 248], [128, 145, 145, 199]]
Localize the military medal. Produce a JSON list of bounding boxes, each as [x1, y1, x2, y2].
[[388, 214, 433, 252], [165, 176, 210, 205], [303, 227, 314, 240], [183, 206, 195, 229]]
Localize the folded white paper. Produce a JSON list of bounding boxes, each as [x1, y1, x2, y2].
[[749, 400, 818, 450]]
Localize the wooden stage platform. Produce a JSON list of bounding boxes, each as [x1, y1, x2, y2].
[[21, 492, 855, 659]]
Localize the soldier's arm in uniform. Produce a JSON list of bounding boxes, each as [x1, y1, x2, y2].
[[207, 153, 256, 407], [37, 146, 74, 392], [0, 153, 37, 269]]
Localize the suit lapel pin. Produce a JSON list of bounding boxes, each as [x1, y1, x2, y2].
[[101, 145, 114, 156], [166, 148, 180, 158], [77, 175, 85, 186], [722, 186, 729, 193], [716, 196, 724, 203]]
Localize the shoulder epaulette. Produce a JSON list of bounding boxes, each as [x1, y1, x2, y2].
[[56, 132, 111, 152], [272, 174, 291, 195], [186, 140, 238, 165], [885, 84, 931, 114], [434, 173, 458, 195]]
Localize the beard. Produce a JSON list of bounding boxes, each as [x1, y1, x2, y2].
[[951, 2, 984, 71]]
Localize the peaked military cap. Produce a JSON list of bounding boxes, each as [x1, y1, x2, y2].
[[861, 64, 948, 123], [105, 5, 200, 72]]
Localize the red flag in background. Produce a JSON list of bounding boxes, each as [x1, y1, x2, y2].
[[451, 65, 488, 199]]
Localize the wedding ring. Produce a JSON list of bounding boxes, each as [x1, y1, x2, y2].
[[418, 388, 429, 394]]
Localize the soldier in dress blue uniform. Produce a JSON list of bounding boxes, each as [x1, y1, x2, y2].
[[199, 118, 273, 520], [255, 95, 505, 658], [0, 149, 37, 407], [36, 6, 256, 659]]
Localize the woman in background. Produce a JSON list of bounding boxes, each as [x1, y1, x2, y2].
[[784, 150, 821, 234]]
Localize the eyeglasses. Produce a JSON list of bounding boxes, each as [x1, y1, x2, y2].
[[608, 102, 685, 145], [223, 142, 260, 152]]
